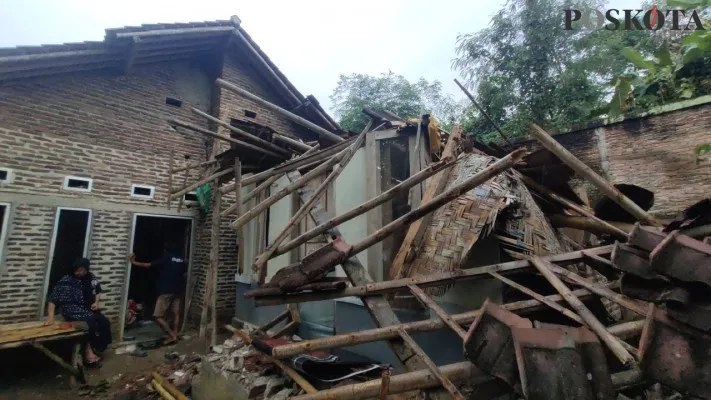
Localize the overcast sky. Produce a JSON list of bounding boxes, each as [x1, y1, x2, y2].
[[0, 0, 512, 112]]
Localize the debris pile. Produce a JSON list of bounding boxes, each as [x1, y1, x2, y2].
[[162, 76, 711, 399]]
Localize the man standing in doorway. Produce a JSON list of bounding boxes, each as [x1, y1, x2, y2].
[[129, 243, 186, 345]]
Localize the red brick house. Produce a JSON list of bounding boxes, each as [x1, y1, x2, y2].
[[0, 17, 336, 338]]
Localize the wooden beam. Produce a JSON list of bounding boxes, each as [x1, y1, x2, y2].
[[189, 107, 292, 157], [254, 129, 366, 281], [31, 343, 79, 376], [177, 159, 190, 212], [221, 174, 281, 218], [216, 78, 344, 143], [389, 125, 462, 280], [230, 147, 347, 231], [171, 159, 217, 174], [454, 79, 512, 146], [253, 245, 614, 306], [272, 133, 313, 153], [0, 49, 110, 63], [115, 26, 234, 38], [166, 148, 175, 210], [408, 285, 467, 339], [530, 257, 635, 366], [171, 168, 230, 200], [397, 328, 466, 400], [170, 119, 284, 159], [219, 141, 347, 194], [234, 158, 244, 274], [548, 214, 634, 238], [270, 283, 630, 359], [273, 155, 457, 258], [210, 183, 221, 347], [529, 123, 660, 227]]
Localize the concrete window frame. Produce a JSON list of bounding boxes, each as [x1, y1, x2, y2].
[[0, 168, 14, 184], [130, 184, 155, 200], [183, 191, 198, 204], [63, 175, 93, 192]]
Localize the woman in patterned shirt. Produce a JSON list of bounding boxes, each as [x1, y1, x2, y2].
[[44, 258, 112, 364]]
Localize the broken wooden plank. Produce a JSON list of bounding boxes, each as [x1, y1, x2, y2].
[[389, 126, 462, 281], [528, 123, 660, 227], [397, 327, 466, 400], [530, 257, 635, 366]]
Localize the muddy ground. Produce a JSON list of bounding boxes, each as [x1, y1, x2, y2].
[[0, 332, 218, 400]]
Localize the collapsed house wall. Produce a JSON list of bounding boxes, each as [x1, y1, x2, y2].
[[516, 96, 711, 216]]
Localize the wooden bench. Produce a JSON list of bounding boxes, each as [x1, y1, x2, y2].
[[0, 321, 89, 386]]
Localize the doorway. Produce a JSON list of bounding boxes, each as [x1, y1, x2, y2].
[[122, 214, 193, 342], [41, 207, 92, 314]]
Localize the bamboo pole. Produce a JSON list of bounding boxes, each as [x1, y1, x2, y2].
[[519, 174, 629, 239], [177, 157, 190, 212], [171, 159, 217, 174], [273, 155, 457, 258], [397, 328, 465, 400], [231, 147, 348, 231], [529, 256, 635, 366], [258, 309, 290, 334], [245, 280, 348, 298], [291, 362, 643, 400], [408, 285, 467, 339], [270, 282, 628, 359], [216, 78, 344, 143], [348, 149, 525, 256], [151, 380, 177, 400], [224, 325, 317, 394], [234, 158, 245, 275], [167, 148, 175, 210], [210, 183, 221, 347], [529, 123, 660, 226], [171, 168, 231, 200], [254, 245, 614, 306], [273, 134, 313, 153], [222, 174, 282, 218], [254, 130, 367, 280], [549, 214, 634, 238], [220, 141, 346, 194], [30, 343, 79, 376], [378, 369, 391, 400], [152, 372, 188, 400], [170, 119, 285, 159], [390, 126, 462, 281], [189, 107, 293, 157], [454, 79, 513, 146]]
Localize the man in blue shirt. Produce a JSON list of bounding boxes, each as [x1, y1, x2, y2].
[[129, 243, 186, 344]]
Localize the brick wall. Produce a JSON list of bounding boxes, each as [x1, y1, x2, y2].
[[516, 100, 711, 217], [0, 50, 307, 325]]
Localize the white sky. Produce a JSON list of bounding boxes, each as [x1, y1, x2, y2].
[[0, 0, 645, 113], [0, 0, 509, 112]]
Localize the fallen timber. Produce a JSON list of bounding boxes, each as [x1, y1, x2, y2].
[[270, 283, 642, 359], [250, 245, 614, 306], [291, 358, 644, 400]]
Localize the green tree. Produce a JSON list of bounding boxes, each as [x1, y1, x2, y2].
[[330, 72, 464, 133], [453, 0, 658, 142]]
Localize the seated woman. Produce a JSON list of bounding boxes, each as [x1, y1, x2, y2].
[[44, 258, 112, 365]]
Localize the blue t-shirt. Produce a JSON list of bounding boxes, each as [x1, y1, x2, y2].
[[152, 252, 186, 295]]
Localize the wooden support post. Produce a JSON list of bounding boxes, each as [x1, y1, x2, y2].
[[216, 78, 344, 143], [189, 107, 293, 157], [273, 155, 457, 258], [31, 343, 79, 376], [167, 148, 175, 210], [69, 341, 85, 387], [152, 372, 189, 400], [519, 174, 629, 239], [234, 158, 244, 274], [254, 129, 367, 282], [171, 168, 231, 200], [528, 123, 660, 227], [177, 157, 190, 212], [210, 182, 221, 347], [408, 285, 467, 339], [170, 119, 285, 159], [397, 327, 466, 400], [454, 79, 512, 146], [529, 256, 635, 366], [231, 147, 348, 231], [390, 126, 462, 280], [253, 245, 614, 306], [348, 149, 525, 256]]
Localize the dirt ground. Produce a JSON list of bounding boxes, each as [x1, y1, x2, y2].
[[0, 332, 215, 400]]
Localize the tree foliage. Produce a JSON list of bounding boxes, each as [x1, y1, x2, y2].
[[330, 72, 464, 133], [452, 0, 659, 142]]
